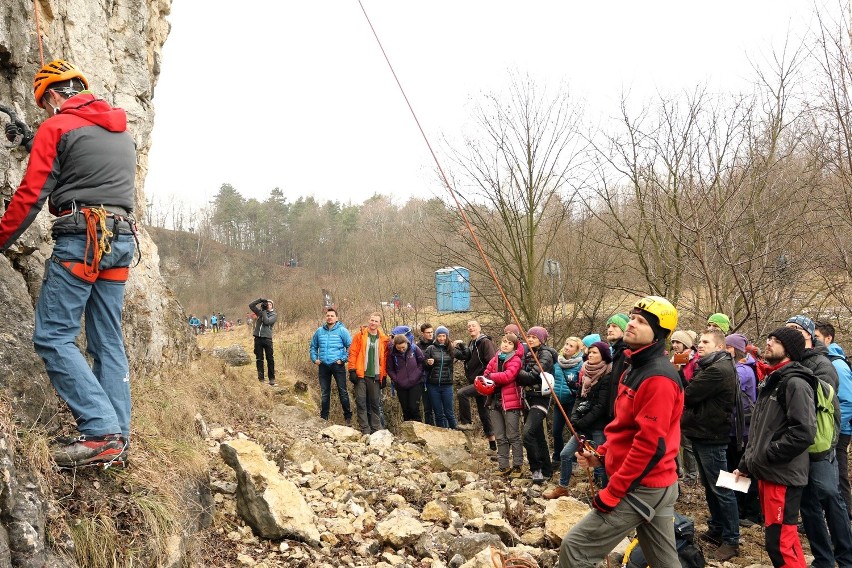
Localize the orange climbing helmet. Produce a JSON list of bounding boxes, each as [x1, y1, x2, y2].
[[33, 60, 89, 108]]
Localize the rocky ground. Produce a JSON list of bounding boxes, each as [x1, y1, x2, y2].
[[45, 333, 799, 567], [190, 391, 785, 568]]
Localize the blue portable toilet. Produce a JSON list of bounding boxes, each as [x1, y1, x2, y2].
[[435, 266, 470, 312]]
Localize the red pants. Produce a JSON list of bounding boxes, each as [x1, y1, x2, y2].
[[759, 480, 806, 568]]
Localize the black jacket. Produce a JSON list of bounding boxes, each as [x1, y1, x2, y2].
[[681, 351, 737, 442], [453, 334, 497, 382], [740, 361, 816, 487], [424, 343, 455, 386], [607, 339, 630, 419], [571, 369, 612, 432], [801, 340, 840, 391]]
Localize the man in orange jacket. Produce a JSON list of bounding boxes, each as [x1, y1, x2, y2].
[[349, 312, 389, 434]]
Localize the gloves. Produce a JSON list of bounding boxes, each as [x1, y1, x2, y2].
[[348, 370, 358, 384], [592, 490, 618, 514], [5, 120, 33, 152], [379, 376, 387, 389]]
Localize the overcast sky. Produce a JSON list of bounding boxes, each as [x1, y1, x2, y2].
[[144, 1, 836, 214]]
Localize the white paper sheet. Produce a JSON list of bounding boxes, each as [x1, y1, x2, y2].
[[716, 470, 751, 493]]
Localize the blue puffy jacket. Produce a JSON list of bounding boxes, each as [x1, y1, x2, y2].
[[310, 321, 352, 364], [828, 343, 852, 436], [553, 355, 582, 405]]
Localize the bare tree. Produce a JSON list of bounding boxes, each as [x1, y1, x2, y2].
[[442, 73, 588, 325]]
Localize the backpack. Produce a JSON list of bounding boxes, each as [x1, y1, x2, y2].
[[391, 325, 415, 346], [828, 352, 852, 373], [623, 512, 705, 568], [777, 375, 837, 455], [810, 379, 837, 454]]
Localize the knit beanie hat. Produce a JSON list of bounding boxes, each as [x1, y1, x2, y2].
[[527, 326, 549, 344], [786, 315, 815, 342], [707, 313, 731, 334], [435, 326, 450, 337], [590, 341, 614, 363], [670, 330, 694, 349], [504, 324, 521, 336], [724, 333, 748, 354], [582, 334, 601, 348], [768, 327, 806, 362], [606, 313, 630, 332]]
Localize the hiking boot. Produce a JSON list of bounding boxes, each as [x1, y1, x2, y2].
[[532, 470, 545, 484], [714, 543, 739, 562], [345, 418, 352, 428], [508, 466, 523, 480], [543, 485, 570, 499], [268, 380, 277, 386], [51, 434, 127, 467], [698, 531, 722, 546], [457, 423, 474, 431], [738, 518, 757, 528], [498, 467, 513, 477]]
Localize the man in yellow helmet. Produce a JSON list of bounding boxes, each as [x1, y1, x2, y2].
[[0, 60, 136, 468], [559, 296, 684, 568]]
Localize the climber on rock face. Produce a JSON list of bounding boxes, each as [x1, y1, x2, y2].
[[0, 59, 138, 468]]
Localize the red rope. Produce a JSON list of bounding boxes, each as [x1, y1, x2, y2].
[[354, 0, 587, 450], [33, 0, 44, 66]]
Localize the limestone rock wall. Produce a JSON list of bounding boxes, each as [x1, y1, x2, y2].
[[0, 1, 196, 565]]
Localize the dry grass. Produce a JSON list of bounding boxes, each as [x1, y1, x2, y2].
[[29, 324, 299, 566]]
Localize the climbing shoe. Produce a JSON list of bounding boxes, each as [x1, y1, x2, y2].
[[51, 434, 127, 467]]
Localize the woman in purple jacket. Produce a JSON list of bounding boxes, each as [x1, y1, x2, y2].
[[387, 334, 426, 422]]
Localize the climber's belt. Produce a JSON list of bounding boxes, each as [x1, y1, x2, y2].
[[54, 258, 130, 284]]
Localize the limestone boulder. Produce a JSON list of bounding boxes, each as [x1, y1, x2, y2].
[[543, 497, 590, 546], [219, 439, 320, 545], [368, 429, 394, 448], [374, 510, 426, 548], [211, 345, 252, 366], [320, 424, 363, 443], [446, 533, 505, 561], [284, 438, 348, 474], [398, 421, 474, 470]]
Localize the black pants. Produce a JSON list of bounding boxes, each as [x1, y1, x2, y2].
[[254, 336, 275, 381], [523, 396, 552, 476], [396, 386, 422, 422], [457, 383, 494, 436]]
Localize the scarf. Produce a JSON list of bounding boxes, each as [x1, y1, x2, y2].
[[558, 353, 584, 369], [581, 360, 611, 397]]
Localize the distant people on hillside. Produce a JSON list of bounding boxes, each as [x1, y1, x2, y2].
[[249, 298, 277, 386], [189, 315, 200, 335]]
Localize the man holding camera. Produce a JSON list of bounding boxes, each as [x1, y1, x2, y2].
[[249, 298, 277, 386]]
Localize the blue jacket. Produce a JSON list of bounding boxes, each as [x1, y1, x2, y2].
[[553, 355, 582, 405], [828, 343, 852, 435], [310, 321, 352, 365]]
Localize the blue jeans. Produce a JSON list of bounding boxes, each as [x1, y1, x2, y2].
[[318, 362, 351, 421], [800, 453, 852, 568], [559, 430, 604, 487], [551, 397, 574, 460], [692, 440, 740, 545], [427, 384, 456, 429], [33, 234, 136, 439]]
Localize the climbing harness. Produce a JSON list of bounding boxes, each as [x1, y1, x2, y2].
[[54, 205, 141, 283]]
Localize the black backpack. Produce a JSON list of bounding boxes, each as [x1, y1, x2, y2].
[[624, 512, 706, 568]]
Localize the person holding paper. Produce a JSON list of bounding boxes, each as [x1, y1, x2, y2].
[[734, 327, 816, 568]]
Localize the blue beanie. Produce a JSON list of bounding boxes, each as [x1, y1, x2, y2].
[[435, 326, 450, 337], [786, 315, 815, 342], [582, 333, 601, 348]]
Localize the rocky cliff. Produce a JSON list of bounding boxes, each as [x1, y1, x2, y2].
[[0, 1, 195, 565]]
